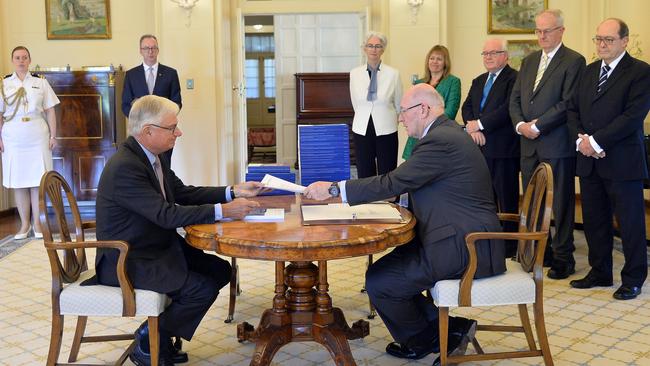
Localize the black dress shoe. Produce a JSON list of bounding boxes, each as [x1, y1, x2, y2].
[[129, 336, 175, 366], [134, 322, 188, 364], [432, 318, 478, 366], [547, 262, 575, 279], [386, 340, 439, 360], [569, 272, 613, 289], [613, 285, 641, 300]]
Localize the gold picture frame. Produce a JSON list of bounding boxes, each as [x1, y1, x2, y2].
[[488, 0, 548, 34], [46, 0, 111, 40], [507, 40, 540, 71]]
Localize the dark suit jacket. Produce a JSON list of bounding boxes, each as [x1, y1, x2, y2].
[[568, 53, 650, 181], [462, 65, 519, 158], [510, 45, 585, 159], [95, 136, 226, 293], [346, 116, 506, 282], [122, 63, 182, 117]]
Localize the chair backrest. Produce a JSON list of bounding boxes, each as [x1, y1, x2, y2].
[[517, 163, 554, 273], [38, 171, 88, 284]]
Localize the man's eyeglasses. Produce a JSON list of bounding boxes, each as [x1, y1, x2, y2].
[[534, 26, 562, 36], [592, 36, 619, 45], [398, 103, 423, 115], [481, 50, 506, 57], [140, 47, 159, 52], [148, 123, 178, 133], [365, 44, 384, 50]]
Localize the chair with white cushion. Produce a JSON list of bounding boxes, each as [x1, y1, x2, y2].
[[431, 163, 554, 366], [39, 171, 169, 366]]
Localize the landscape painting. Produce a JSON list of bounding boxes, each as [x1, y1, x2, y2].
[[508, 40, 540, 70], [46, 0, 111, 39], [488, 0, 548, 34]]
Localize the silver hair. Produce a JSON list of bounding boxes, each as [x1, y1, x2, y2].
[[363, 31, 388, 48], [488, 38, 508, 51], [127, 95, 179, 137], [537, 9, 564, 27]]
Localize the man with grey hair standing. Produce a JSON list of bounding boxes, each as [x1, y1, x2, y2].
[[462, 38, 519, 258], [94, 95, 265, 365], [510, 9, 585, 280], [304, 83, 505, 363], [568, 18, 650, 300]]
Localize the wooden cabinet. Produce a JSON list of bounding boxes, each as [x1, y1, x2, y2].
[[38, 70, 125, 202], [295, 73, 355, 165]]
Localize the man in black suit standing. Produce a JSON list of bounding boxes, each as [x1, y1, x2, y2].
[[122, 34, 182, 162], [510, 9, 585, 280], [95, 95, 264, 365], [463, 38, 519, 257], [304, 84, 505, 363], [568, 18, 650, 300]]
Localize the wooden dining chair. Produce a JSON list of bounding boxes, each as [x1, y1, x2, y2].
[[431, 162, 554, 366], [39, 171, 169, 366]]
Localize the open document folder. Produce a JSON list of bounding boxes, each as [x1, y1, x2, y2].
[[261, 174, 306, 194], [301, 203, 403, 225]]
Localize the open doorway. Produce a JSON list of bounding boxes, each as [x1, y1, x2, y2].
[[244, 16, 276, 163]]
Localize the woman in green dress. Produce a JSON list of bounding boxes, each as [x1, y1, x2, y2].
[[402, 45, 461, 160]]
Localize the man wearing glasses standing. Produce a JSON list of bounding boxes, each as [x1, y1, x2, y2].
[[568, 19, 650, 300], [462, 38, 519, 258], [510, 9, 585, 280], [122, 34, 182, 161]]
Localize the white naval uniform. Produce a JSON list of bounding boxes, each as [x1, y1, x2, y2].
[[1, 73, 60, 188]]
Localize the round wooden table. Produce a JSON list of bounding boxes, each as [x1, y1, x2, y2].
[[185, 194, 415, 366]]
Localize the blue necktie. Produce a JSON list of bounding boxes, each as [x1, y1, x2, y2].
[[480, 73, 495, 111]]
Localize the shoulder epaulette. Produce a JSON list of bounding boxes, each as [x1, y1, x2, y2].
[[32, 73, 44, 78], [3, 74, 11, 79]]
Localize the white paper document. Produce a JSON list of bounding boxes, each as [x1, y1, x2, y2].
[[261, 174, 306, 193], [244, 208, 285, 222], [301, 203, 403, 224]]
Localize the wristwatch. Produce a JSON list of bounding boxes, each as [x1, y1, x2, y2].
[[229, 186, 237, 199], [328, 182, 340, 197]]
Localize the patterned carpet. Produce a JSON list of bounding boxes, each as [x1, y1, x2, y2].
[[1, 231, 649, 366]]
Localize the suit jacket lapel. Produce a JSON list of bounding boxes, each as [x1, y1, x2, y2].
[[593, 53, 631, 102], [484, 65, 511, 109], [125, 136, 167, 199]]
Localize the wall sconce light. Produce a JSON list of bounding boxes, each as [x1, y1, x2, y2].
[[407, 0, 424, 25], [170, 0, 199, 27]]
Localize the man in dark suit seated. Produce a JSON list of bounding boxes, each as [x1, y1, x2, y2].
[[462, 38, 520, 258], [304, 83, 506, 363], [95, 95, 265, 365], [509, 9, 586, 280], [122, 34, 182, 162], [568, 18, 650, 300]]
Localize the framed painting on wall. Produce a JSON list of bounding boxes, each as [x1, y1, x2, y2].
[[488, 0, 548, 34], [46, 0, 112, 39], [507, 40, 540, 70]]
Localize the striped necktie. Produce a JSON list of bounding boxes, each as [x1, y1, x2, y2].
[[533, 53, 548, 91], [596, 65, 611, 93]]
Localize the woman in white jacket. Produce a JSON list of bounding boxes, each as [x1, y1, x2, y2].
[[349, 31, 402, 178]]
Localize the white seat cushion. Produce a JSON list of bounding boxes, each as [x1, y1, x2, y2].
[[432, 260, 536, 307], [59, 270, 170, 316]]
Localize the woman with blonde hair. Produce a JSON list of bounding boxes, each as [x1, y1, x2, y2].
[[402, 45, 461, 160]]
